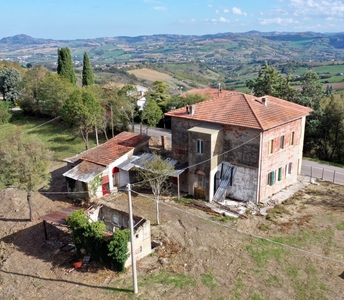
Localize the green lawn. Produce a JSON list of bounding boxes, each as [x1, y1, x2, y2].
[[0, 111, 103, 162]]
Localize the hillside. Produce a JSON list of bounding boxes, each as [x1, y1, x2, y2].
[[1, 31, 344, 91]]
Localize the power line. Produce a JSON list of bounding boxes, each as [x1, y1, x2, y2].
[[130, 189, 344, 265], [0, 116, 61, 143]]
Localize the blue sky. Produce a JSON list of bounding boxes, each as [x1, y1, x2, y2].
[[1, 0, 344, 40]]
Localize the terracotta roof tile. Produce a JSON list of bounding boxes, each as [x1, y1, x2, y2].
[[80, 132, 150, 166], [165, 88, 312, 130]]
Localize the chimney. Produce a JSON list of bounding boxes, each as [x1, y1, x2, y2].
[[189, 105, 195, 115], [262, 97, 267, 106], [218, 83, 221, 97]]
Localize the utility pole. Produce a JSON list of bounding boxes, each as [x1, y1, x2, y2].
[[127, 183, 138, 294]]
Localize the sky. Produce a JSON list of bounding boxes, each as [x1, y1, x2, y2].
[[1, 0, 344, 40]]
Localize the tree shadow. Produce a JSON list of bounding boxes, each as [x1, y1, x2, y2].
[[0, 221, 133, 294], [0, 269, 132, 293], [39, 163, 69, 202]]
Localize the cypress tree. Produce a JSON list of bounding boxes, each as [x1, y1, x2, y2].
[[57, 47, 76, 85], [82, 52, 94, 86]]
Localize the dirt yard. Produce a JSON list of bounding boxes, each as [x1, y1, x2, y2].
[[1, 166, 344, 300]]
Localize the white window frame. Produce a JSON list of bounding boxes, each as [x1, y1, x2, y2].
[[196, 139, 204, 154]]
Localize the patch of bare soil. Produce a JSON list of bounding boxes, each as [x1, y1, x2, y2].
[[1, 171, 344, 299]]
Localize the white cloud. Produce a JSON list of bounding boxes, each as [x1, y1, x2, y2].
[[224, 9, 230, 13], [232, 7, 247, 16], [153, 6, 166, 11], [208, 4, 213, 8], [216, 10, 219, 14], [288, 0, 344, 17], [259, 17, 298, 26], [219, 17, 230, 23]]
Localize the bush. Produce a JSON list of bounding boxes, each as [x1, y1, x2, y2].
[[107, 229, 130, 272], [66, 210, 130, 271], [0, 101, 11, 124]]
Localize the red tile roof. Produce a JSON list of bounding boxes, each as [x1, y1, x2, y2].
[[80, 132, 150, 166], [165, 88, 313, 130]]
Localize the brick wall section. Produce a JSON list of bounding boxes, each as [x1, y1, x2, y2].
[[259, 118, 303, 201]]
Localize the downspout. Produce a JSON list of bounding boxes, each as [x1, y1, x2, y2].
[[256, 131, 264, 204]]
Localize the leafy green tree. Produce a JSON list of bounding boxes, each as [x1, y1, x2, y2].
[[294, 71, 325, 155], [0, 101, 11, 124], [141, 95, 163, 132], [135, 154, 175, 225], [165, 93, 209, 112], [246, 62, 296, 100], [315, 94, 344, 163], [61, 89, 104, 150], [151, 80, 171, 103], [57, 47, 76, 85], [0, 67, 22, 104], [18, 65, 48, 115], [118, 84, 139, 132], [82, 52, 94, 87], [37, 73, 75, 117], [0, 134, 53, 221]]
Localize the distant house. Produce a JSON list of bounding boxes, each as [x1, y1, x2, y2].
[[165, 88, 312, 203], [134, 85, 148, 111], [63, 132, 150, 200]]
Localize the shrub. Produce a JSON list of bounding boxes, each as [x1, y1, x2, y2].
[[107, 229, 130, 272]]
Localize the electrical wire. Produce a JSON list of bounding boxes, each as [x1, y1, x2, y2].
[[130, 189, 344, 265], [0, 116, 61, 142]]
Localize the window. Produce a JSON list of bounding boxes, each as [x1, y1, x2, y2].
[[280, 135, 284, 149], [290, 132, 295, 145], [285, 162, 292, 176], [196, 139, 204, 154], [278, 167, 283, 181], [268, 171, 275, 186], [268, 139, 274, 155]]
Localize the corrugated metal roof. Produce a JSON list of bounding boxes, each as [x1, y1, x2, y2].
[[63, 161, 106, 183], [40, 206, 80, 226], [118, 153, 187, 177]]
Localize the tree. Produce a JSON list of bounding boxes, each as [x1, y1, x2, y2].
[[0, 134, 53, 221], [151, 80, 171, 103], [135, 154, 175, 225], [293, 71, 325, 155], [82, 52, 94, 87], [0, 101, 11, 124], [18, 65, 48, 116], [117, 84, 139, 132], [0, 67, 22, 104], [315, 94, 344, 163], [19, 70, 75, 117], [141, 95, 163, 133], [246, 62, 296, 100], [57, 47, 76, 85], [61, 89, 104, 150]]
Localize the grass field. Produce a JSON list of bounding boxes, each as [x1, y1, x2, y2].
[[128, 68, 174, 82], [0, 111, 102, 162]]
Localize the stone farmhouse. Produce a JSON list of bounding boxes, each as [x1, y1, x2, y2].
[[165, 88, 312, 203], [63, 132, 150, 200]]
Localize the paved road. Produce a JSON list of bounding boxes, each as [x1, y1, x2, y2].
[[301, 159, 344, 185]]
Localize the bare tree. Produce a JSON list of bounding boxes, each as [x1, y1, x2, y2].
[[135, 154, 175, 225]]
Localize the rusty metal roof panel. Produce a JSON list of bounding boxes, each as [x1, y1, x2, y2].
[[40, 206, 80, 226], [63, 161, 106, 183]]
